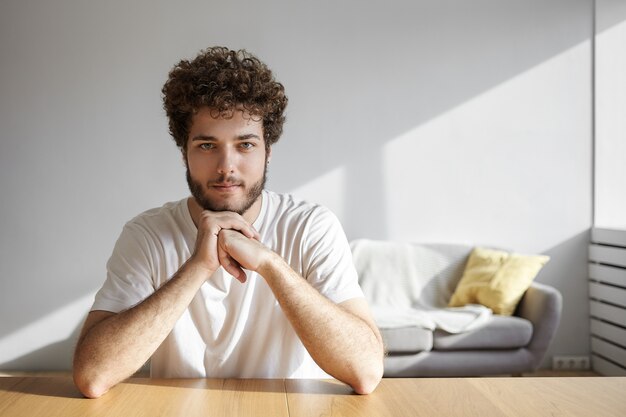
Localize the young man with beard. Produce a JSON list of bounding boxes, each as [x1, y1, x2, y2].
[[73, 47, 384, 398]]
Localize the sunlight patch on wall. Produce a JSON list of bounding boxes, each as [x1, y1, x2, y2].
[[382, 41, 591, 253], [0, 292, 96, 365]]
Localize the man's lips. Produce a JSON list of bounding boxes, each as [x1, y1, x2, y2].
[[210, 183, 242, 190]]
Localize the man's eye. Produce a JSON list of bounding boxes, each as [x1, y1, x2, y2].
[[240, 142, 254, 150], [199, 143, 215, 150]]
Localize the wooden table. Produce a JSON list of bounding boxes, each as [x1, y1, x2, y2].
[[1, 376, 625, 416]]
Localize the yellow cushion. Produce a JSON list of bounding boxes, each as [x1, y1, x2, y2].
[[448, 247, 550, 316]]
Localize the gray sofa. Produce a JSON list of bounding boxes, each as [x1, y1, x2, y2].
[[351, 241, 562, 377]]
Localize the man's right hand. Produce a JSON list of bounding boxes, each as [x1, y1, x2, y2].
[[190, 210, 260, 278]]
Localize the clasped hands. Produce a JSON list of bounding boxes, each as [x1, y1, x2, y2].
[[191, 210, 274, 283]]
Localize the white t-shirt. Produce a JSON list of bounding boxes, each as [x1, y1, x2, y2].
[[91, 191, 364, 379]]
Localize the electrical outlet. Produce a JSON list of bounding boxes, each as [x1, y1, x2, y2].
[[552, 355, 590, 371]]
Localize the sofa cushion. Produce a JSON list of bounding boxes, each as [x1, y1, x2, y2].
[[448, 247, 550, 315], [381, 326, 433, 353], [433, 315, 532, 350]]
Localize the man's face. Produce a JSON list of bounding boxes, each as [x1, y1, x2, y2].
[[185, 107, 268, 215]]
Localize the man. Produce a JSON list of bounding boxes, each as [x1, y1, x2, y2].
[[73, 47, 384, 398]]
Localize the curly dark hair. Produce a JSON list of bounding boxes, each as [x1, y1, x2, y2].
[[162, 47, 288, 152]]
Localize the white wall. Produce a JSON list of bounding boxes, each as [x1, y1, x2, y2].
[[595, 0, 626, 229], [0, 0, 593, 370]]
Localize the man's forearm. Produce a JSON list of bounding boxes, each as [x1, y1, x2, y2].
[[73, 260, 210, 398], [258, 253, 384, 394]]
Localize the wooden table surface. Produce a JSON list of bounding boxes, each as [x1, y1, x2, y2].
[[1, 376, 625, 416]]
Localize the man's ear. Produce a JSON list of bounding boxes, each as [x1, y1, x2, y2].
[[266, 146, 272, 164], [181, 148, 188, 166]]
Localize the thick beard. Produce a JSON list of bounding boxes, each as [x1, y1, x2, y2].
[[186, 167, 267, 216]]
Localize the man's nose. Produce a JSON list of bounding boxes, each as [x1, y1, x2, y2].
[[216, 148, 236, 174]]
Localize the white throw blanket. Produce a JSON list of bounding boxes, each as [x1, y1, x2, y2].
[[351, 239, 492, 334], [370, 304, 491, 333]]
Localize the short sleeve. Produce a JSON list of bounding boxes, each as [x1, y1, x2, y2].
[[301, 207, 364, 304], [91, 223, 157, 313]]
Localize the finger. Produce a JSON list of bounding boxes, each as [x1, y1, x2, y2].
[[233, 266, 247, 283], [202, 211, 260, 239], [225, 256, 247, 283], [226, 220, 258, 240], [217, 242, 233, 270], [218, 240, 247, 283]]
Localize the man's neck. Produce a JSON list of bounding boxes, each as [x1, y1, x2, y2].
[[187, 194, 263, 228]]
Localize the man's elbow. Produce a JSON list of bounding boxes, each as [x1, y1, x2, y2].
[[352, 373, 382, 395], [351, 360, 384, 395], [73, 366, 110, 399]]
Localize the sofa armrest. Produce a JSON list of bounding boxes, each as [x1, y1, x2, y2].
[[515, 282, 563, 369]]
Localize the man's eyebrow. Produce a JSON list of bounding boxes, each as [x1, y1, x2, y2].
[[191, 135, 217, 141], [236, 133, 261, 140], [190, 134, 261, 141]]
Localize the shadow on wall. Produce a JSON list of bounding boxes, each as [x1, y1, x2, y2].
[[597, 0, 626, 33], [538, 229, 592, 367], [0, 292, 95, 372], [1, 322, 82, 372]]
